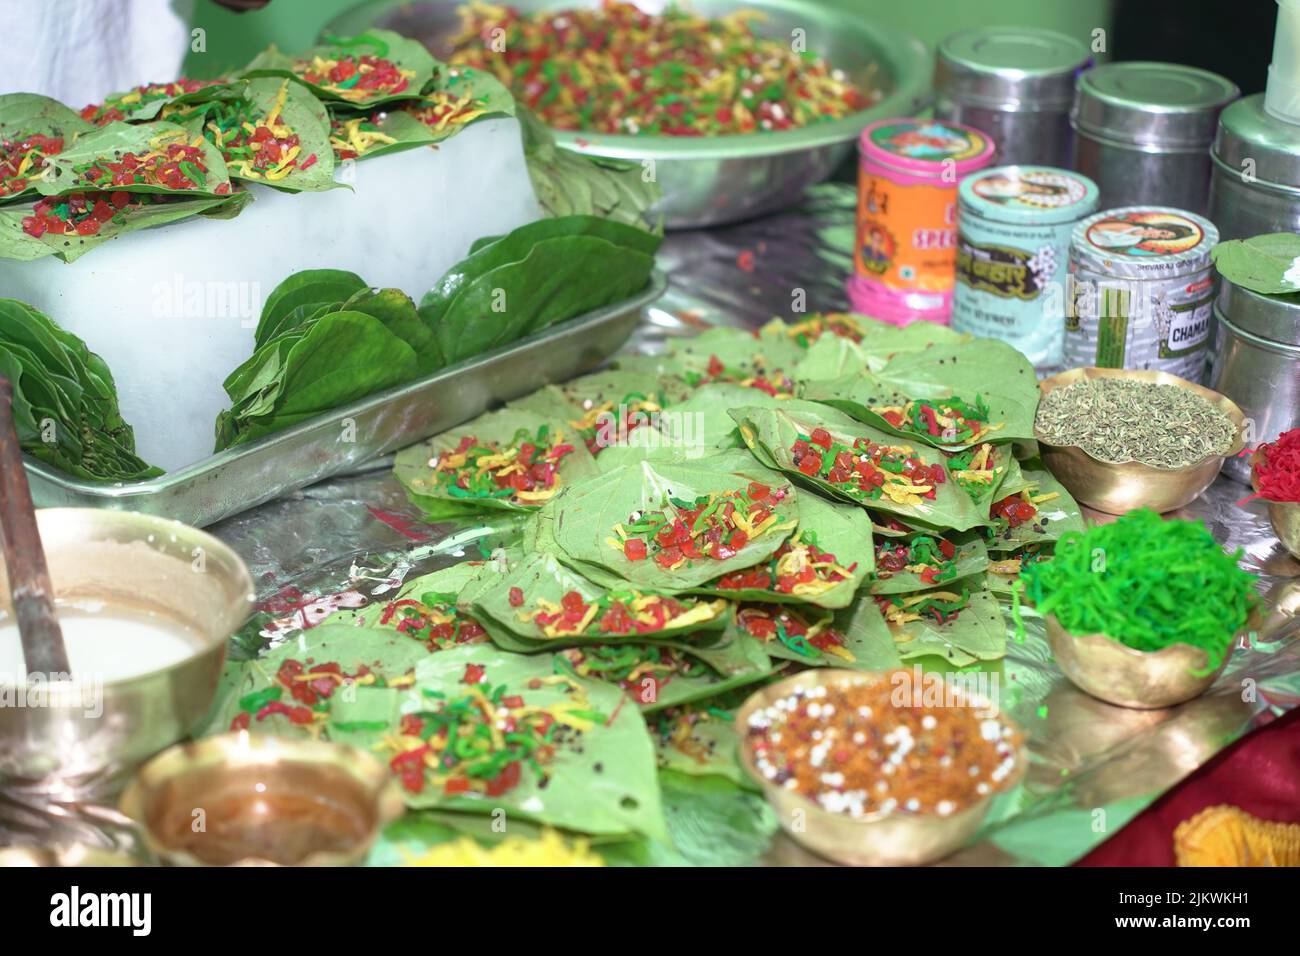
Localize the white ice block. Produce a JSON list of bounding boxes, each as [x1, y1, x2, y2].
[[0, 116, 542, 470]]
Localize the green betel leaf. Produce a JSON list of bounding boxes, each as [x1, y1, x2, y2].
[[420, 215, 659, 328], [253, 267, 367, 349], [0, 298, 161, 480], [804, 339, 1039, 452], [984, 460, 1084, 553], [37, 120, 233, 198], [551, 631, 771, 713], [334, 286, 441, 375], [662, 326, 803, 394], [328, 64, 515, 162], [244, 30, 436, 107], [78, 78, 232, 125], [650, 703, 753, 788], [689, 489, 874, 609], [397, 644, 668, 842], [1211, 233, 1300, 296], [730, 595, 901, 670], [0, 94, 96, 202], [0, 190, 247, 263], [870, 533, 989, 595], [198, 620, 443, 740], [433, 235, 654, 364], [547, 457, 799, 591], [473, 552, 728, 645], [169, 78, 338, 193], [731, 400, 987, 532], [394, 407, 598, 519], [216, 310, 419, 450], [517, 107, 661, 230], [882, 587, 1007, 667]]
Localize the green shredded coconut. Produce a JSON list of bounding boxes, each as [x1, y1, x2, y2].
[[1017, 509, 1255, 672]]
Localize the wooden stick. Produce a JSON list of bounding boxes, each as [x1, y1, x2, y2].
[[0, 377, 70, 676]]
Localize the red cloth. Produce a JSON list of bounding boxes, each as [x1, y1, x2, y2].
[[1076, 706, 1300, 866]]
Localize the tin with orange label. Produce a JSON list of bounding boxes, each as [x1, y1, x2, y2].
[[849, 118, 995, 325]]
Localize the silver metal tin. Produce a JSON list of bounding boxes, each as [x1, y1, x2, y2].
[[24, 272, 667, 527], [1209, 93, 1300, 241], [1065, 206, 1218, 382], [935, 26, 1090, 168], [1209, 278, 1300, 483], [1071, 62, 1239, 215]]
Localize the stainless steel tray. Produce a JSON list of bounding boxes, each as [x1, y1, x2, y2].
[[25, 271, 666, 527]]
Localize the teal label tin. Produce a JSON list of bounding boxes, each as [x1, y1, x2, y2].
[[952, 166, 1099, 369]]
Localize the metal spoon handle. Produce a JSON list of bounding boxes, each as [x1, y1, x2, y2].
[[0, 377, 70, 677]]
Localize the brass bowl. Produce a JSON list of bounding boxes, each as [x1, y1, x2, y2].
[[119, 732, 405, 867], [1036, 368, 1246, 515], [1268, 500, 1300, 560], [0, 509, 254, 787], [1044, 609, 1259, 710], [735, 669, 1023, 866], [1250, 454, 1300, 561]]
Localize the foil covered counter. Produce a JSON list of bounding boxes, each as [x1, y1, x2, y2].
[[4, 184, 1297, 865]]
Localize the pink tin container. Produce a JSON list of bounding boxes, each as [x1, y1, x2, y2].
[[849, 118, 995, 325]]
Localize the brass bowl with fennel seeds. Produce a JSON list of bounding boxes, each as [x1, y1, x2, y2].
[[1035, 368, 1246, 514]]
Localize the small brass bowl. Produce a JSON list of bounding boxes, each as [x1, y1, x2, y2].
[[1044, 609, 1257, 710], [1267, 500, 1300, 560], [119, 733, 405, 867], [1249, 454, 1300, 561], [735, 669, 1023, 867], [1036, 368, 1246, 515], [0, 509, 254, 786]]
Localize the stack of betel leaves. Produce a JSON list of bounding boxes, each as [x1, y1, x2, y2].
[[205, 311, 1083, 861], [0, 30, 522, 263], [0, 298, 160, 479], [214, 214, 659, 451]]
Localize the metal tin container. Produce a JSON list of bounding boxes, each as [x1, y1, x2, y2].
[[935, 26, 1090, 168], [953, 165, 1099, 369], [1209, 93, 1300, 241], [1072, 62, 1239, 215], [848, 118, 995, 326], [1064, 206, 1218, 382], [1209, 278, 1300, 482]]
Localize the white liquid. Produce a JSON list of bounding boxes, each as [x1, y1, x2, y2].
[[0, 609, 205, 683]]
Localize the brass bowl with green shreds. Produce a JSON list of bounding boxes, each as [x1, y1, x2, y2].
[[325, 0, 932, 227], [1035, 368, 1247, 515]]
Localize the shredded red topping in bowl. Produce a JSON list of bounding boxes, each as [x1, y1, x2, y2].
[[1253, 428, 1300, 503], [449, 0, 874, 136]]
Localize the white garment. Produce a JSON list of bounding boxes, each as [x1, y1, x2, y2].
[[0, 0, 195, 108]]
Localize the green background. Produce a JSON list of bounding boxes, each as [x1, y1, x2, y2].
[[183, 0, 1114, 77]]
